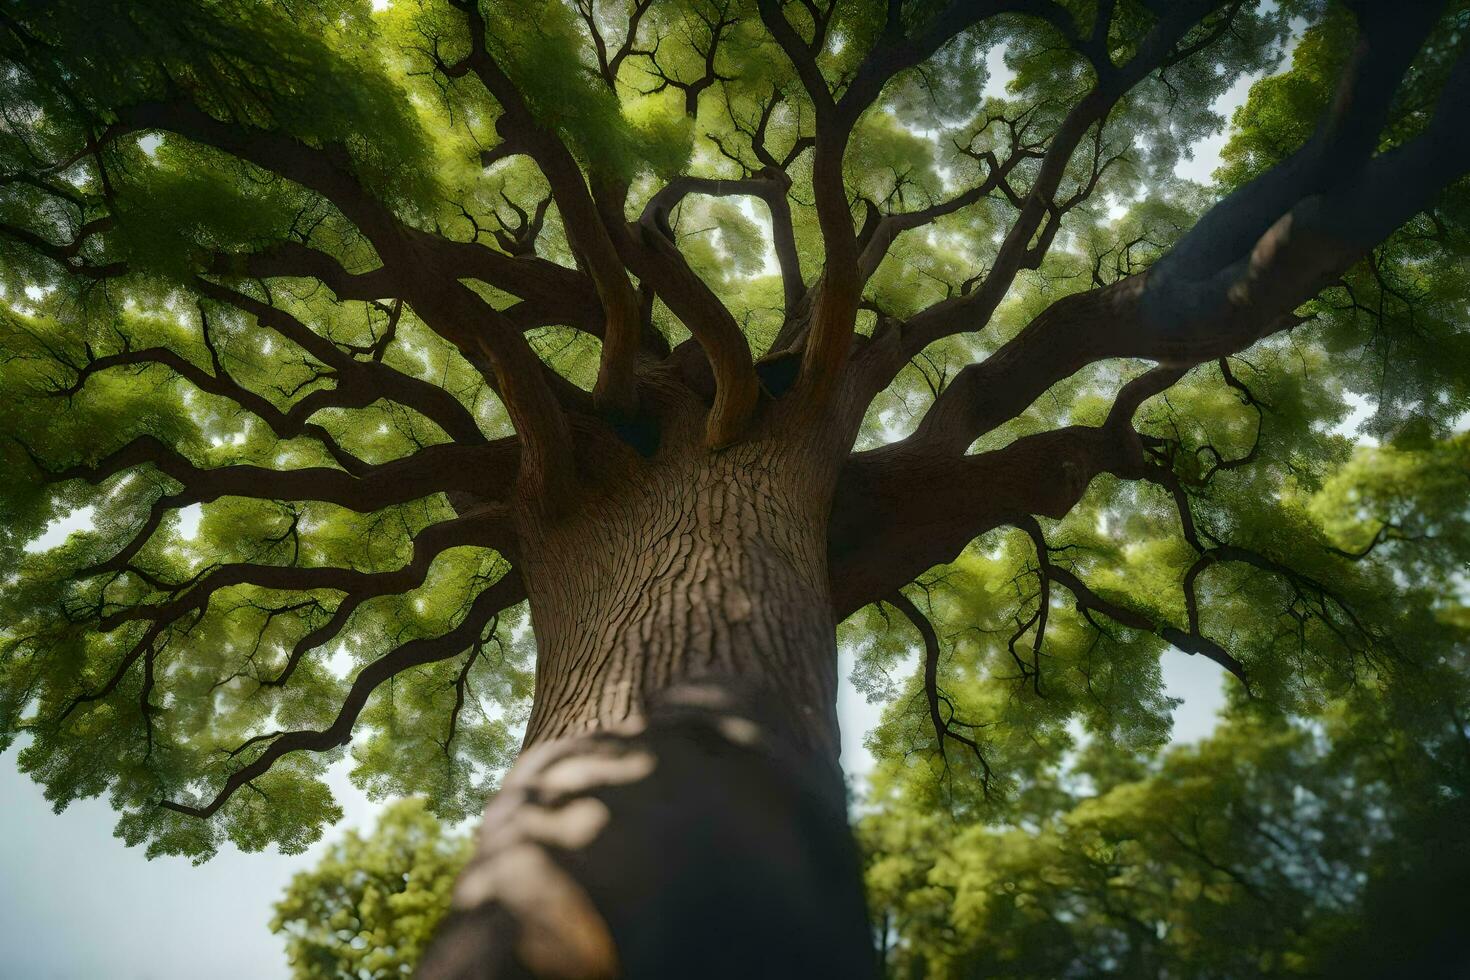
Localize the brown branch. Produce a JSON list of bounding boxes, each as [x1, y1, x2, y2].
[[830, 367, 1183, 618], [885, 28, 1470, 466], [96, 505, 512, 634], [33, 434, 518, 515], [159, 570, 524, 819], [636, 0, 739, 117], [856, 128, 1036, 286], [0, 216, 126, 279], [715, 83, 815, 178], [1019, 521, 1251, 688], [1155, 2, 1443, 291], [440, 0, 642, 422], [212, 242, 398, 302], [838, 1, 1077, 124], [424, 237, 604, 336], [754, 0, 859, 394], [403, 278, 577, 504], [217, 241, 579, 499], [116, 101, 406, 249], [602, 181, 759, 447], [49, 337, 368, 475], [0, 108, 592, 471], [193, 279, 488, 447], [754, 0, 836, 117], [641, 171, 805, 314], [885, 590, 994, 793], [889, 3, 1224, 366], [575, 0, 656, 89]]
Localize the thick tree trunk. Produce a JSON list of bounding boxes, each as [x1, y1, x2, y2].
[[418, 439, 876, 979]]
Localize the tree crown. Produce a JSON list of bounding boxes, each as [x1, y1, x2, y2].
[[1, 0, 1467, 863]]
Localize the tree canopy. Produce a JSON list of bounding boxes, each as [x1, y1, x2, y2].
[[274, 797, 472, 979], [0, 0, 1467, 912]]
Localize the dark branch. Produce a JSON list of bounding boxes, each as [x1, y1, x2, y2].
[[159, 570, 524, 819]]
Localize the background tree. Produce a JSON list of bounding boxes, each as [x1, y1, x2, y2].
[[273, 798, 473, 980], [863, 700, 1470, 978], [1, 0, 1468, 974]]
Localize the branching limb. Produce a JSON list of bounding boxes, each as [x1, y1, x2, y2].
[[4, 209, 495, 451], [856, 110, 1047, 285], [1142, 463, 1389, 676], [47, 331, 368, 475], [158, 570, 525, 819], [0, 214, 125, 279], [889, 1, 1229, 367], [641, 171, 805, 315], [116, 100, 408, 250], [1018, 519, 1251, 687], [598, 179, 758, 447], [402, 279, 578, 505], [753, 0, 861, 393], [424, 236, 604, 337], [830, 367, 1183, 617], [883, 32, 1470, 461], [574, 0, 656, 90], [714, 83, 814, 177], [95, 505, 512, 634], [438, 0, 642, 422], [32, 434, 518, 515], [885, 590, 994, 794], [636, 0, 739, 117], [195, 279, 490, 447]]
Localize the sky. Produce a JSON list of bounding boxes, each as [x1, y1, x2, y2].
[[0, 27, 1272, 980]]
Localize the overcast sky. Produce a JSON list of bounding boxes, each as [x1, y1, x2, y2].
[[0, 34, 1265, 980]]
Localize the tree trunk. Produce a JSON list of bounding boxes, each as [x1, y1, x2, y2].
[[418, 438, 876, 979]]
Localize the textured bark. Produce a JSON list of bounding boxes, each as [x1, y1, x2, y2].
[[518, 437, 841, 753]]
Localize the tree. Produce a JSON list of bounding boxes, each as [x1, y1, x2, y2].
[[863, 678, 1470, 977], [1, 0, 1468, 974], [862, 711, 1470, 978], [860, 427, 1470, 978], [274, 798, 473, 980]]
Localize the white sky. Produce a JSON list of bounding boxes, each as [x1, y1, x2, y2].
[[0, 34, 1279, 980]]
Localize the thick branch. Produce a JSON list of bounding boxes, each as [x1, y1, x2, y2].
[[830, 368, 1181, 617], [37, 435, 518, 515], [604, 182, 759, 447], [193, 279, 488, 447], [403, 279, 577, 504], [426, 237, 604, 336], [886, 36, 1470, 459], [51, 341, 367, 474], [641, 171, 805, 314], [117, 101, 406, 248]]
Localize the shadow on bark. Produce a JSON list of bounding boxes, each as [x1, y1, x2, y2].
[[417, 679, 875, 979]]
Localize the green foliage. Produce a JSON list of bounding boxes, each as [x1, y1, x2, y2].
[[272, 798, 472, 979], [859, 437, 1470, 978], [863, 693, 1470, 978], [0, 17, 1466, 980]]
